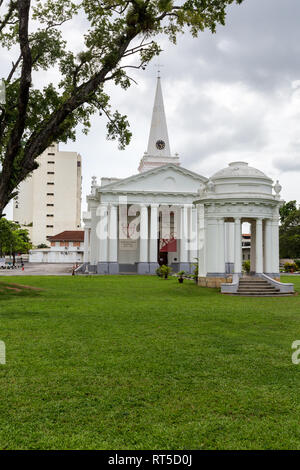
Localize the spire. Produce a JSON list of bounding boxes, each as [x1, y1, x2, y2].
[[138, 77, 180, 173], [146, 77, 171, 157]]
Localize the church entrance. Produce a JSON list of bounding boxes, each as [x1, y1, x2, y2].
[[158, 210, 177, 267], [159, 251, 168, 266]]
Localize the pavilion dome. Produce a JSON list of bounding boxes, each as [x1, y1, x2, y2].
[[211, 162, 271, 181], [206, 161, 274, 198]]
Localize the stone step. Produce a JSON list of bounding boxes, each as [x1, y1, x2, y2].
[[238, 288, 277, 292], [232, 293, 293, 297], [239, 283, 272, 287], [239, 281, 269, 284], [237, 293, 278, 296], [239, 283, 277, 287], [239, 285, 272, 288], [235, 275, 282, 296], [224, 276, 294, 297], [238, 289, 280, 294], [238, 284, 278, 289], [239, 289, 275, 292], [239, 282, 270, 285]]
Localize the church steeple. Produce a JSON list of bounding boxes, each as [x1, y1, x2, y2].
[[146, 77, 171, 157], [138, 77, 180, 173]]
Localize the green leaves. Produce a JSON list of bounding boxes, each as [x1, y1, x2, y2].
[[106, 110, 132, 150], [0, 0, 244, 215], [0, 218, 32, 256], [279, 201, 300, 259]]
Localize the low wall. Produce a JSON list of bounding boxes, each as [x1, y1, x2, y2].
[[198, 276, 233, 288], [259, 273, 295, 293]]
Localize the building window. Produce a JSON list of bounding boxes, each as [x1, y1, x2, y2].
[[48, 152, 55, 155], [47, 182, 54, 185], [47, 193, 54, 196], [60, 241, 69, 247], [47, 171, 55, 175], [47, 204, 54, 207], [48, 161, 55, 164], [73, 241, 81, 247], [51, 242, 56, 247], [77, 161, 81, 167], [46, 225, 54, 228], [47, 214, 54, 217]]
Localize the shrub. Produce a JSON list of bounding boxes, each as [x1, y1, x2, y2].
[[242, 260, 251, 273], [157, 265, 172, 279], [284, 262, 297, 273], [177, 270, 185, 279], [294, 260, 300, 271], [155, 267, 162, 277], [192, 258, 198, 281]]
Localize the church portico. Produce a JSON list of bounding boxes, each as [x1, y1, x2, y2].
[[84, 194, 202, 275]]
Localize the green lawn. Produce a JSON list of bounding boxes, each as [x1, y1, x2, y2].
[[0, 274, 300, 450]]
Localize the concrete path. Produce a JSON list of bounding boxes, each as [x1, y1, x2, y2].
[[0, 263, 74, 276]]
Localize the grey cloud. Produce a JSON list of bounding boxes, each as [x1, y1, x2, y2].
[[158, 0, 300, 92], [273, 141, 300, 172]]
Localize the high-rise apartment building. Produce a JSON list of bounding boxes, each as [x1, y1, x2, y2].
[[13, 143, 82, 246]]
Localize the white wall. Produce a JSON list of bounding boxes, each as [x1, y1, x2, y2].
[[29, 242, 84, 263]]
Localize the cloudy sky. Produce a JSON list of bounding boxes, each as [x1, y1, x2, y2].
[[4, 0, 300, 218]]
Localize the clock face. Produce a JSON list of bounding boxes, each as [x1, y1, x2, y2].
[[156, 140, 165, 150]]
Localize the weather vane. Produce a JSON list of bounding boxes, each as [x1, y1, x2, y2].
[[154, 62, 164, 78]]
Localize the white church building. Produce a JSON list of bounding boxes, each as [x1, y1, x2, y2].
[[82, 77, 294, 295]]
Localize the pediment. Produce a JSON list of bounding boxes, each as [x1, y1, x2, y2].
[[99, 164, 207, 194]]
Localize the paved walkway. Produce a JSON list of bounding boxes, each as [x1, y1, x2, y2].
[[0, 263, 74, 276]]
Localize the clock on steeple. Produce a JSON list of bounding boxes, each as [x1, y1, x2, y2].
[[156, 140, 165, 150]]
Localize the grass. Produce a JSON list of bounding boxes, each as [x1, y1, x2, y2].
[[0, 274, 300, 450]]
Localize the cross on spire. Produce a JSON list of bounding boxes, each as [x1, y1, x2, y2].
[[155, 62, 164, 78]]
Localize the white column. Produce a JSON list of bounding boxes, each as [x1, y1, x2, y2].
[[108, 204, 118, 263], [139, 204, 148, 263], [83, 227, 89, 263], [250, 220, 256, 273], [255, 218, 263, 274], [98, 203, 108, 263], [264, 219, 272, 274], [90, 204, 98, 266], [180, 205, 188, 263], [234, 217, 242, 274], [217, 218, 225, 274], [225, 222, 235, 264], [271, 214, 280, 274], [197, 204, 206, 277], [150, 204, 159, 263], [189, 206, 197, 263]]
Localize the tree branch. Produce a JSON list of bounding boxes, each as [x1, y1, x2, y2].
[[0, 0, 32, 202], [20, 32, 134, 181], [0, 0, 17, 33]]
